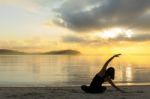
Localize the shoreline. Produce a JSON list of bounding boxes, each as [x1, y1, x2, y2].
[[0, 85, 149, 99], [0, 82, 150, 87]]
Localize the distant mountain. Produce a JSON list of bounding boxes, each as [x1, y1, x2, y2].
[[0, 49, 26, 55], [0, 49, 81, 55], [44, 50, 81, 55]]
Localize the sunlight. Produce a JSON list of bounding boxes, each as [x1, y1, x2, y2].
[[94, 27, 133, 39], [126, 66, 133, 82], [125, 30, 133, 38], [101, 28, 122, 39]]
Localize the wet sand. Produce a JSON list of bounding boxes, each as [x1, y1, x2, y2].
[[0, 86, 149, 99]]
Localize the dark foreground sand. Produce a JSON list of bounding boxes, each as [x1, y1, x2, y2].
[[0, 86, 149, 99]]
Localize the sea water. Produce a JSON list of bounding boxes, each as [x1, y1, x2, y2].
[[0, 54, 150, 87]]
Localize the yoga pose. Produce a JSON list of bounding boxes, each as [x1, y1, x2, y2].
[[81, 54, 125, 93]]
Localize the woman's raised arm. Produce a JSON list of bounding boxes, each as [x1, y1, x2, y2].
[[97, 54, 121, 76]]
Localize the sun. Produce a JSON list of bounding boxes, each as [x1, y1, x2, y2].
[[101, 28, 122, 39], [94, 27, 133, 39]]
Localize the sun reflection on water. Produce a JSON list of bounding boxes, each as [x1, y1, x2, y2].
[[126, 66, 133, 82]]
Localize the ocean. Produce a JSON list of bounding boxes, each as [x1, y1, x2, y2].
[[0, 54, 150, 87]]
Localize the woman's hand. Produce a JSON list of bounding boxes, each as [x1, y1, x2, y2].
[[113, 54, 121, 57]]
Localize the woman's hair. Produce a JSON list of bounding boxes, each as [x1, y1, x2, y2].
[[105, 67, 115, 80]]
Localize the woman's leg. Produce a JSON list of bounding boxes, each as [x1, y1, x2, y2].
[[99, 86, 107, 92], [89, 86, 106, 93], [81, 85, 90, 93], [81, 85, 107, 93]]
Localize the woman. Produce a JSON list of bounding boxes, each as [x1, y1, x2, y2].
[[81, 54, 125, 93]]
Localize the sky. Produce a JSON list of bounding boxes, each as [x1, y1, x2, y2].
[[0, 0, 150, 54]]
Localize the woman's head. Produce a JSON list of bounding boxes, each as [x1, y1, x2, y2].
[[105, 67, 115, 80]]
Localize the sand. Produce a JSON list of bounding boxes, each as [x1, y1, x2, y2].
[[0, 86, 149, 99]]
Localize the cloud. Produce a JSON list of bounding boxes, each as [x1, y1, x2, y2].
[[62, 33, 150, 47], [54, 0, 150, 32], [112, 34, 150, 41], [63, 35, 87, 43], [62, 35, 111, 46]]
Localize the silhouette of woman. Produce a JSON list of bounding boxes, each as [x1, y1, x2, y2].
[[81, 54, 125, 93]]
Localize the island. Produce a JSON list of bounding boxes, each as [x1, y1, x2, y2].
[[44, 50, 80, 55], [0, 49, 81, 55], [0, 49, 26, 55]]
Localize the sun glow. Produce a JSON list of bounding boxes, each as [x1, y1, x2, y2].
[[94, 28, 133, 39], [101, 28, 122, 39]]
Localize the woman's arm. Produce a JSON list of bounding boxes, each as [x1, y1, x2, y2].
[[108, 78, 125, 93], [97, 54, 121, 76]]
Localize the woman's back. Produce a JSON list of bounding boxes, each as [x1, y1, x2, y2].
[[89, 74, 105, 89]]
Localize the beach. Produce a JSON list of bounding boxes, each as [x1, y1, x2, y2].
[[0, 85, 149, 99]]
